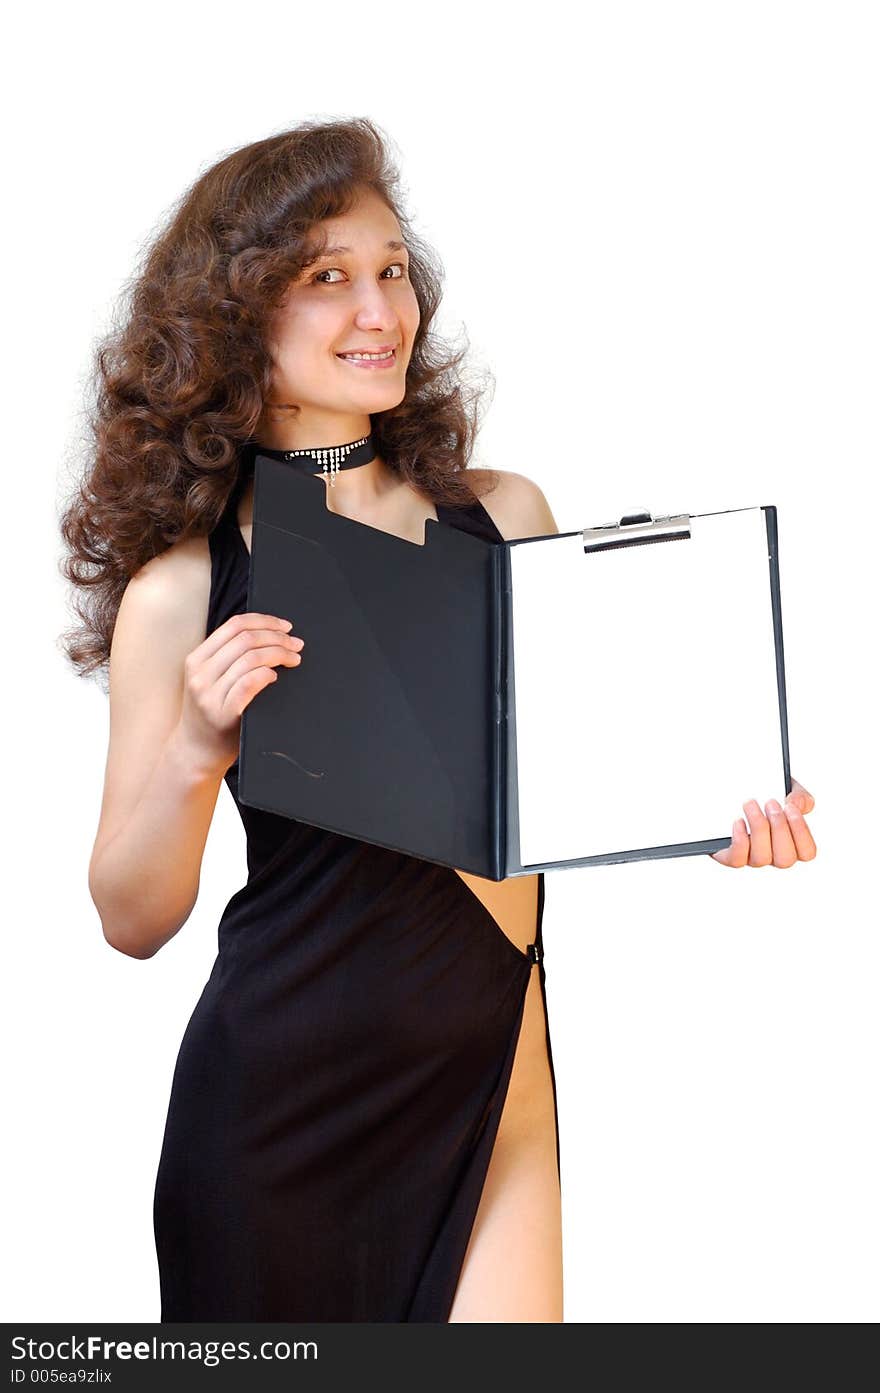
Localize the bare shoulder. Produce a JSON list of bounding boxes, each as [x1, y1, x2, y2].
[[117, 531, 211, 622], [113, 533, 212, 675], [468, 467, 559, 541]]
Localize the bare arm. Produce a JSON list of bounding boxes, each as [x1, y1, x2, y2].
[[88, 537, 303, 959], [89, 727, 226, 961]]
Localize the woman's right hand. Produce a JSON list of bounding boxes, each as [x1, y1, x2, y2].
[[176, 612, 304, 776]]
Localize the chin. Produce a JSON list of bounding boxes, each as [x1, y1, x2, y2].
[[353, 384, 407, 408]]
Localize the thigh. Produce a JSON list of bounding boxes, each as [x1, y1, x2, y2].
[[448, 970, 563, 1322]]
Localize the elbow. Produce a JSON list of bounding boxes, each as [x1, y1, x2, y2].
[[98, 914, 162, 959], [89, 865, 196, 960], [96, 900, 195, 959], [103, 925, 160, 960], [91, 888, 166, 959], [88, 879, 154, 958]]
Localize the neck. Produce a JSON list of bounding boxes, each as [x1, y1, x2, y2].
[[321, 459, 398, 511], [255, 406, 371, 452], [254, 416, 398, 509]]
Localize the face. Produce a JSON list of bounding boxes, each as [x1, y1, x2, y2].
[[264, 188, 420, 432]]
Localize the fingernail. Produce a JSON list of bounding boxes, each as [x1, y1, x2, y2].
[[766, 799, 782, 814]]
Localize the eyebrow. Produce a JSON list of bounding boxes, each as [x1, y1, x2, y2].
[[311, 239, 407, 260]]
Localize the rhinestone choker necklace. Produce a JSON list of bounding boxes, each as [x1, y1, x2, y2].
[[250, 434, 376, 487]]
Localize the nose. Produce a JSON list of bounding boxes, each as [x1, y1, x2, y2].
[[352, 279, 400, 333]]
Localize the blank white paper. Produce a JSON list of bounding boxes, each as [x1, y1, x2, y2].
[[508, 507, 785, 865]]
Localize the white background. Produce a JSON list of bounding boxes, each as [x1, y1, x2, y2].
[[4, 0, 877, 1324]]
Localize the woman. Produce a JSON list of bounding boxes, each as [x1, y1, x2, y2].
[[61, 118, 817, 1323]]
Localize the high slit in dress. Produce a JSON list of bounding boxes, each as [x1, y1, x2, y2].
[[152, 458, 561, 1321]]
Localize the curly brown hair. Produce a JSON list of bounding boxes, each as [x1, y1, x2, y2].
[[57, 116, 497, 684]]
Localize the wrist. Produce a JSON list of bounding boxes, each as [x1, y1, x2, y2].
[[166, 722, 231, 786]]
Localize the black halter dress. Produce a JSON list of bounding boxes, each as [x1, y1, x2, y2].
[[152, 452, 561, 1321]]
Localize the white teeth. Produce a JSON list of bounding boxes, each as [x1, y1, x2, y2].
[[340, 349, 394, 361]]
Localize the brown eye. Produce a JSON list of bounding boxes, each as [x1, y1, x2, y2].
[[312, 263, 408, 285]]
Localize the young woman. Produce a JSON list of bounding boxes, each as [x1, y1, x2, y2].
[[62, 118, 816, 1324]]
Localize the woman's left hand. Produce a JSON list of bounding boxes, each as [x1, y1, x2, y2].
[[710, 777, 817, 868]]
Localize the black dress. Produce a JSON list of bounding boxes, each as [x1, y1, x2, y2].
[[153, 460, 561, 1322]]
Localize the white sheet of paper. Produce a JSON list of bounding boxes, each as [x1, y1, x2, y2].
[[508, 507, 785, 864]]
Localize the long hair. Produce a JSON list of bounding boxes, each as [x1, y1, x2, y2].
[[58, 117, 496, 682]]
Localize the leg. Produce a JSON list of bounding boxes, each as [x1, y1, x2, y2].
[[447, 967, 563, 1322]]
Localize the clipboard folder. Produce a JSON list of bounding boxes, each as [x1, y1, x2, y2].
[[238, 452, 792, 879]]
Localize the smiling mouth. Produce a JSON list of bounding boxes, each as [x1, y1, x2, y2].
[[336, 348, 398, 363]]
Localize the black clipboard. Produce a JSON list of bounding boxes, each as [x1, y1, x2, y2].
[[238, 453, 792, 879]]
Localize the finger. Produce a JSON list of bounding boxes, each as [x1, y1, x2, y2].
[[743, 799, 773, 866], [203, 612, 295, 660], [220, 660, 280, 722], [205, 626, 303, 688], [711, 818, 751, 867], [218, 641, 302, 705], [783, 794, 818, 861], [788, 777, 815, 814], [764, 799, 799, 868]]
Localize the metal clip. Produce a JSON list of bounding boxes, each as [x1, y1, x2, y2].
[[582, 509, 691, 552]]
